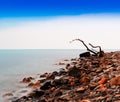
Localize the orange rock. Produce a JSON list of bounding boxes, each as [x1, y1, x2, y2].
[[76, 87, 86, 93], [110, 76, 120, 86], [22, 77, 32, 83], [28, 81, 41, 88], [81, 77, 89, 85], [28, 82, 34, 87], [34, 81, 41, 87], [100, 84, 106, 90], [98, 77, 107, 84], [78, 100, 91, 102]]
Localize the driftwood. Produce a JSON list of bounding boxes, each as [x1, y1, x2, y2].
[[70, 39, 104, 57]]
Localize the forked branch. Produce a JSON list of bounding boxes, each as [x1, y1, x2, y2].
[[70, 39, 97, 55]]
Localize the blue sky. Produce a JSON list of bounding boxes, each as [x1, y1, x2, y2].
[[0, 0, 120, 18], [0, 0, 120, 49]]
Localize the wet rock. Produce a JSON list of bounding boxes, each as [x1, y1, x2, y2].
[[40, 73, 48, 78], [65, 63, 71, 69], [28, 90, 45, 98], [39, 79, 46, 83], [46, 73, 55, 80], [79, 52, 90, 58], [3, 93, 13, 97], [40, 81, 52, 90], [58, 62, 65, 65], [58, 68, 67, 76], [22, 77, 33, 83], [71, 58, 77, 61], [71, 61, 78, 65], [64, 59, 69, 61], [52, 71, 59, 76], [68, 66, 80, 77], [28, 80, 41, 88]]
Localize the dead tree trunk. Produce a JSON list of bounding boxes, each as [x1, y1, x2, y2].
[[70, 39, 104, 57]]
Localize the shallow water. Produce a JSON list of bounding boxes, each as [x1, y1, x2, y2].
[[0, 49, 83, 101]]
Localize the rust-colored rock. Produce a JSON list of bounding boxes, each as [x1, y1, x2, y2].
[[99, 84, 106, 90], [28, 81, 41, 88], [98, 77, 107, 84], [22, 77, 33, 83], [81, 77, 90, 85], [110, 76, 120, 86], [46, 73, 55, 80], [76, 87, 86, 93]]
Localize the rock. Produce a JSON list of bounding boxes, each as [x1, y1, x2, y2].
[[22, 77, 33, 83], [64, 59, 69, 61], [28, 90, 45, 98], [76, 87, 86, 93], [28, 80, 41, 88], [46, 73, 55, 80], [71, 61, 78, 65], [96, 68, 103, 73], [78, 100, 91, 102], [52, 78, 69, 86], [99, 84, 106, 91], [98, 77, 107, 84], [40, 73, 48, 78], [71, 58, 77, 61], [52, 71, 59, 76], [68, 66, 80, 77], [40, 81, 52, 90], [89, 82, 97, 90], [58, 62, 65, 65], [58, 68, 67, 75], [66, 64, 71, 69], [3, 93, 13, 97], [39, 79, 46, 83], [81, 77, 90, 85], [79, 52, 91, 58], [110, 76, 120, 86], [91, 61, 100, 67], [55, 91, 63, 97]]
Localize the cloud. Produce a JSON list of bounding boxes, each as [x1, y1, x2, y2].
[[0, 14, 120, 49]]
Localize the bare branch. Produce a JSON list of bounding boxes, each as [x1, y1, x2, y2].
[[89, 43, 102, 52], [70, 39, 97, 55]]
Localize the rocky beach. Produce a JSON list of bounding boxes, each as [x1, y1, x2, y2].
[[3, 50, 120, 102]]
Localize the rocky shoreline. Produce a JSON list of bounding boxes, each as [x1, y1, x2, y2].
[[5, 51, 120, 102]]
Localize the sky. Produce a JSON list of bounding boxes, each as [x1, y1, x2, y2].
[[0, 0, 120, 49]]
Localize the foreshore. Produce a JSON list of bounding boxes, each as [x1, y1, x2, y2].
[[4, 51, 120, 102]]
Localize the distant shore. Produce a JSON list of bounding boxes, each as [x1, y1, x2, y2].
[[3, 51, 120, 102]]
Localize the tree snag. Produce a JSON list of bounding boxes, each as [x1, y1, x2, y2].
[[70, 39, 104, 57]]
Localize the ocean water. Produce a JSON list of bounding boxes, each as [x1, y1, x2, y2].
[[0, 49, 83, 101]]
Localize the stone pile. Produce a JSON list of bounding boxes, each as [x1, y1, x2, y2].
[[12, 51, 120, 102]]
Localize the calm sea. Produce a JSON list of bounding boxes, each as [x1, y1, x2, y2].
[[0, 49, 83, 101]]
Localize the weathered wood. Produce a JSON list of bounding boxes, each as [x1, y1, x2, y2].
[[70, 39, 104, 57]]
